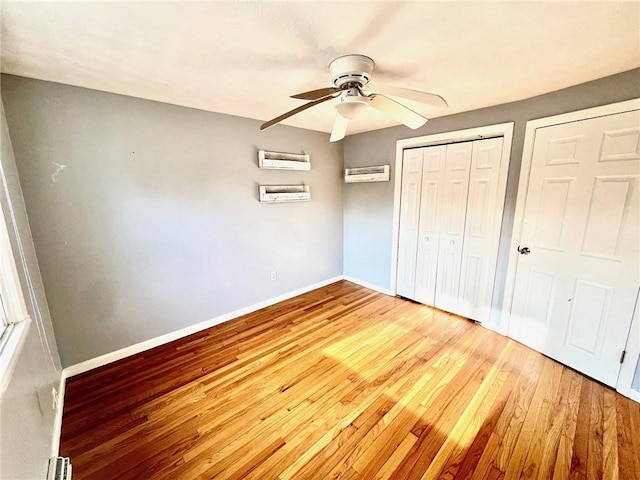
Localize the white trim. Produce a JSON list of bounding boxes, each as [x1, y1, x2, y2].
[[51, 373, 66, 457], [343, 276, 391, 295], [523, 98, 640, 131], [502, 98, 640, 338], [63, 276, 343, 378], [0, 172, 33, 394], [390, 142, 404, 296], [389, 122, 515, 311], [0, 316, 30, 394], [616, 290, 640, 402]]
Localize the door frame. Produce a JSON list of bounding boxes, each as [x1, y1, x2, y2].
[[501, 98, 640, 396], [390, 123, 514, 312], [617, 292, 640, 401]]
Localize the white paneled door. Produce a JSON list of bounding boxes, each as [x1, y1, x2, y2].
[[434, 142, 473, 313], [414, 145, 447, 305], [457, 138, 505, 321], [396, 148, 424, 299], [509, 109, 640, 387]]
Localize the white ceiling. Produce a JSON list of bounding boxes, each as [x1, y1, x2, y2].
[[1, 1, 639, 136]]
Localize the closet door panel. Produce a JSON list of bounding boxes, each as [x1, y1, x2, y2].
[[396, 148, 424, 299], [458, 138, 504, 321], [414, 145, 447, 305], [435, 142, 473, 312]]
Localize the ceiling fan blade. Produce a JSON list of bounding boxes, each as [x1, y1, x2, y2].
[[260, 96, 333, 131], [371, 83, 448, 108], [330, 113, 349, 142], [290, 87, 344, 101], [370, 95, 428, 129]]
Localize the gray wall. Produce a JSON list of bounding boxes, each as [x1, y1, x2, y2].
[[344, 68, 640, 319], [0, 99, 62, 478], [1, 75, 343, 367]]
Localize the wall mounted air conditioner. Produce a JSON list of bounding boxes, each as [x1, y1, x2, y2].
[[259, 185, 310, 203], [344, 165, 390, 183], [258, 150, 310, 171]]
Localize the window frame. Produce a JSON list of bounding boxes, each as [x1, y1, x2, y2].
[[0, 191, 31, 395]]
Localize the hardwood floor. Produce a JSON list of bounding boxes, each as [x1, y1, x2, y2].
[[60, 281, 640, 479]]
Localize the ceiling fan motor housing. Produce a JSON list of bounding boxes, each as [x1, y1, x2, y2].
[[330, 54, 374, 88]]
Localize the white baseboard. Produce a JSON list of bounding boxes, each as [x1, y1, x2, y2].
[[51, 372, 66, 457], [63, 276, 344, 378], [342, 276, 392, 296]]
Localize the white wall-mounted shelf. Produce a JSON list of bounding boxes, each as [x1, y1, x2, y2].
[[344, 165, 390, 183], [259, 185, 310, 203], [258, 150, 310, 171]]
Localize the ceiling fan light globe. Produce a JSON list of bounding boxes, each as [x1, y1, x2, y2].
[[335, 102, 368, 120], [334, 95, 370, 120]]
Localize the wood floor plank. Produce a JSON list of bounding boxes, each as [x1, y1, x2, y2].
[[234, 314, 449, 479], [354, 329, 497, 479], [418, 342, 516, 479], [552, 370, 583, 480], [616, 395, 640, 478], [59, 281, 640, 480], [569, 377, 593, 480], [467, 348, 545, 480], [602, 389, 619, 480], [276, 338, 434, 479], [374, 433, 418, 480], [295, 331, 476, 480], [502, 357, 560, 477], [587, 382, 605, 480], [491, 349, 547, 473], [386, 332, 505, 480], [534, 368, 578, 479], [626, 399, 640, 475], [432, 339, 530, 480]]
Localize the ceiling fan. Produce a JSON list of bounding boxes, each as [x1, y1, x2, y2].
[[260, 54, 448, 142]]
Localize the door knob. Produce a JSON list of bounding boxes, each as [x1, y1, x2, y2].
[[517, 246, 531, 255]]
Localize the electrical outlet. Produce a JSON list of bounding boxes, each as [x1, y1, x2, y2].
[[35, 385, 57, 416], [270, 271, 277, 281], [51, 386, 59, 411]]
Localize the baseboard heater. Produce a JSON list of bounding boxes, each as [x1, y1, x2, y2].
[[48, 457, 72, 480], [258, 150, 310, 171], [259, 185, 310, 203], [344, 164, 390, 183]]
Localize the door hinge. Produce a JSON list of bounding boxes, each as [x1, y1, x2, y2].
[[620, 350, 626, 364]]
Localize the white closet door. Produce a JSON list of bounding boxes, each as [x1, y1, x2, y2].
[[509, 109, 640, 387], [414, 145, 447, 305], [435, 142, 473, 312], [396, 148, 424, 299], [457, 138, 505, 322]]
